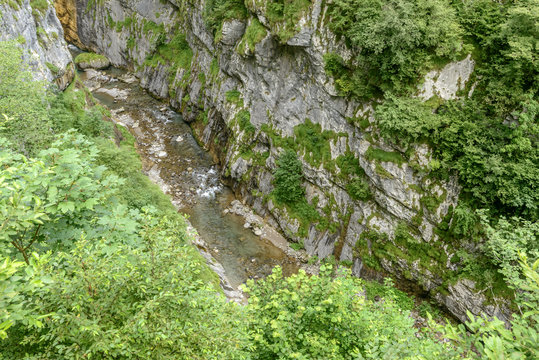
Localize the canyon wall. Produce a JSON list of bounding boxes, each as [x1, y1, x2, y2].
[[53, 0, 510, 322], [1, 0, 73, 89]]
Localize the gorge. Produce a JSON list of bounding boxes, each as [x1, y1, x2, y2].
[[1, 0, 537, 358]]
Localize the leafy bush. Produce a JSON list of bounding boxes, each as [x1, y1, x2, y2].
[[244, 265, 460, 359], [1, 215, 246, 359], [346, 178, 371, 201], [273, 150, 305, 204], [439, 256, 539, 359]]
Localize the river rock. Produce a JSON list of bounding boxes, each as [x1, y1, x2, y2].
[[75, 53, 111, 70]]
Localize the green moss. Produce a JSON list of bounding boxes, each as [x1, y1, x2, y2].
[[210, 58, 219, 78], [365, 146, 405, 165], [30, 0, 49, 17], [74, 52, 109, 65], [293, 119, 336, 170], [45, 62, 59, 74], [236, 110, 255, 133], [239, 18, 267, 53], [225, 89, 243, 107], [374, 163, 394, 179]]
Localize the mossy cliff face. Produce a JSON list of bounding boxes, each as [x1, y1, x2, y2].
[[57, 0, 510, 323], [0, 0, 74, 89]]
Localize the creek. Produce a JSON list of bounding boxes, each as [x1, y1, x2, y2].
[[79, 66, 299, 290]]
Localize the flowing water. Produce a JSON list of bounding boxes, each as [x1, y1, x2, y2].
[[80, 67, 299, 289]]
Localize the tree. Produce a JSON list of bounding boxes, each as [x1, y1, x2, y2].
[[327, 0, 462, 95]]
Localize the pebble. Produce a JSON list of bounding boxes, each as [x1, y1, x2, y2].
[[243, 222, 251, 229], [187, 167, 193, 172], [254, 229, 262, 236]]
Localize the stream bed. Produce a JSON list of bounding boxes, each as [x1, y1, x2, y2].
[[80, 67, 299, 290]]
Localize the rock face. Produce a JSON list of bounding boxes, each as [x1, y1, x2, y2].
[[57, 0, 510, 323], [0, 0, 74, 89]]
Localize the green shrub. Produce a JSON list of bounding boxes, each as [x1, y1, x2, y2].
[[346, 178, 371, 201], [273, 150, 305, 204], [204, 0, 248, 35]]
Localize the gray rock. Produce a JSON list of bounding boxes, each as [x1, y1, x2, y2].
[[0, 0, 73, 89], [220, 20, 246, 46]]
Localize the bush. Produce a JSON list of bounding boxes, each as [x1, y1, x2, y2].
[[273, 150, 305, 204], [346, 178, 371, 201], [244, 266, 460, 359]]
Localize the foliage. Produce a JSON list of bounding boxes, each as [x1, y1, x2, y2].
[[241, 18, 267, 52], [244, 265, 461, 359], [143, 32, 193, 75], [0, 132, 121, 262], [327, 0, 462, 96], [204, 0, 248, 35], [273, 150, 305, 204], [0, 254, 48, 339], [479, 211, 539, 288], [346, 178, 371, 201], [261, 0, 312, 42], [0, 42, 53, 155], [1, 214, 246, 359], [376, 93, 538, 220], [293, 119, 335, 168]]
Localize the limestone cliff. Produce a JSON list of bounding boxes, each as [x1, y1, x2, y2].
[[0, 0, 73, 89], [54, 0, 510, 323]]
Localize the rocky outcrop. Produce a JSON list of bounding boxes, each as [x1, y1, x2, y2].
[[56, 0, 511, 323], [0, 0, 73, 89]]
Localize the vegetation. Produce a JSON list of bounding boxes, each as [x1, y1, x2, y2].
[[74, 52, 110, 66], [273, 150, 305, 204], [327, 0, 462, 97], [2, 0, 539, 352], [237, 18, 267, 53]]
